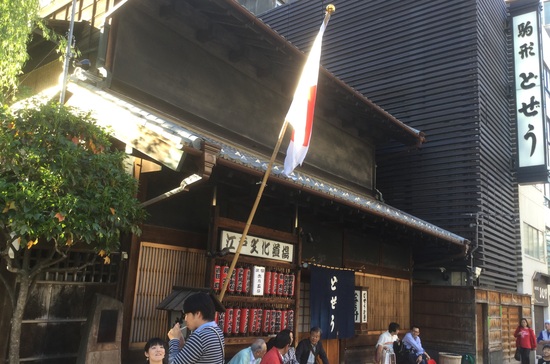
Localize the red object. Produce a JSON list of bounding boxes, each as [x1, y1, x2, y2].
[[262, 309, 271, 334], [232, 307, 241, 335], [228, 269, 236, 293], [269, 309, 277, 334], [242, 267, 251, 294], [212, 265, 221, 292], [220, 265, 229, 292], [224, 308, 233, 335], [239, 308, 249, 335], [255, 308, 262, 334], [264, 270, 272, 295], [289, 273, 295, 297], [235, 267, 244, 294], [270, 270, 278, 296], [217, 312, 225, 332], [287, 309, 294, 329], [277, 272, 285, 296], [282, 15, 329, 175], [280, 310, 287, 330], [427, 360, 436, 364], [249, 308, 257, 334], [274, 309, 282, 332]]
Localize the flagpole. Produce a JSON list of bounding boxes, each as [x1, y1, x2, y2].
[[218, 4, 335, 302]]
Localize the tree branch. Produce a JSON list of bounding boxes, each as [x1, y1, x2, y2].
[[0, 270, 15, 310]]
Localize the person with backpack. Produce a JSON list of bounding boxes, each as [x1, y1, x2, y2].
[[375, 322, 400, 364]]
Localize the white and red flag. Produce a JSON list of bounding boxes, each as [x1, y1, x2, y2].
[[283, 14, 330, 176]]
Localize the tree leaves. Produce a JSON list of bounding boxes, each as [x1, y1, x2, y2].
[[0, 0, 40, 103], [0, 101, 146, 256]]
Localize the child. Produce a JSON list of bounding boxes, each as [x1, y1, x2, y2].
[[539, 344, 550, 364]]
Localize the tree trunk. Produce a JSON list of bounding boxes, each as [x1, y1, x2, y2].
[[8, 272, 31, 364]]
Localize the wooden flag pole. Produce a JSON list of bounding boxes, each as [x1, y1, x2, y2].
[[218, 4, 335, 302], [218, 119, 289, 301]]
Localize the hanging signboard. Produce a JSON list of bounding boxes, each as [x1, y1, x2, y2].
[[511, 3, 549, 183], [219, 230, 294, 262]]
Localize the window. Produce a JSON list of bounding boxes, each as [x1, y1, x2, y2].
[[524, 223, 545, 260]]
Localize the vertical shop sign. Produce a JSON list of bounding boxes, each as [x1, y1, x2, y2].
[[361, 290, 368, 323], [354, 290, 361, 323], [512, 7, 548, 182]]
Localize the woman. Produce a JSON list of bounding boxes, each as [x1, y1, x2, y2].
[[266, 328, 297, 364], [282, 329, 297, 364], [514, 317, 536, 364], [145, 337, 167, 364]]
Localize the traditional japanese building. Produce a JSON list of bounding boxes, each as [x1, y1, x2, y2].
[[260, 0, 550, 362], [0, 0, 540, 363]]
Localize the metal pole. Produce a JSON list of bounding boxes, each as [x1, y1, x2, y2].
[[59, 0, 77, 104]]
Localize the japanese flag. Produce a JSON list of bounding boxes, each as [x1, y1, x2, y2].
[[283, 19, 328, 176]]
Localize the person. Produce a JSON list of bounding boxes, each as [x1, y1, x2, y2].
[[145, 337, 167, 364], [375, 322, 400, 364], [538, 320, 550, 347], [514, 317, 537, 364], [167, 292, 224, 364], [267, 329, 297, 364], [538, 344, 550, 364], [261, 330, 292, 364], [282, 329, 298, 364], [402, 326, 431, 364], [227, 339, 267, 364], [295, 327, 329, 364]]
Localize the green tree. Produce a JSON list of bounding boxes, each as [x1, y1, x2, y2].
[[0, 101, 145, 364], [0, 0, 41, 104]]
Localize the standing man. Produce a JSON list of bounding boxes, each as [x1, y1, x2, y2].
[[402, 326, 431, 364], [167, 292, 225, 364], [295, 327, 329, 364], [261, 330, 291, 364], [538, 320, 550, 347], [228, 339, 267, 364], [375, 322, 400, 364]]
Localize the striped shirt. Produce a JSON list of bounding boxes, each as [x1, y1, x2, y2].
[[169, 321, 225, 364]]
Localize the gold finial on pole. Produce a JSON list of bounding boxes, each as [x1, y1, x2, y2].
[[323, 4, 335, 26]]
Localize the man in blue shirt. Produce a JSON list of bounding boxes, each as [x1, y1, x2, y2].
[[228, 339, 267, 364], [402, 326, 431, 364]]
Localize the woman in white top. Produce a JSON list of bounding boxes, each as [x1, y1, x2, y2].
[[375, 322, 400, 364]]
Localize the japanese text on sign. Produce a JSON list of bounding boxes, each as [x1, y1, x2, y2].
[[220, 230, 294, 262], [512, 10, 546, 168]]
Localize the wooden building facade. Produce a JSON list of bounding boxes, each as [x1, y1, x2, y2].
[[0, 0, 532, 363], [260, 0, 539, 363]]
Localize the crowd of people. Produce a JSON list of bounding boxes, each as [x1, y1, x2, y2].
[[144, 292, 550, 364], [142, 292, 329, 364]]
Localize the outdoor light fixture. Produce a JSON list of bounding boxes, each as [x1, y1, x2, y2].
[[206, 247, 231, 258], [140, 173, 202, 207]]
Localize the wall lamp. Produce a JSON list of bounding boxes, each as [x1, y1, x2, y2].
[[206, 247, 231, 258], [140, 174, 202, 208]]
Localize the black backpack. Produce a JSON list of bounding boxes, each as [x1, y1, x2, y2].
[[393, 340, 409, 363]]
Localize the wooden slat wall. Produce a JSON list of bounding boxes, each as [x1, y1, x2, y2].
[[261, 0, 519, 291], [341, 273, 410, 363], [412, 285, 476, 356], [355, 273, 410, 331], [129, 242, 207, 345], [476, 288, 531, 363]]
